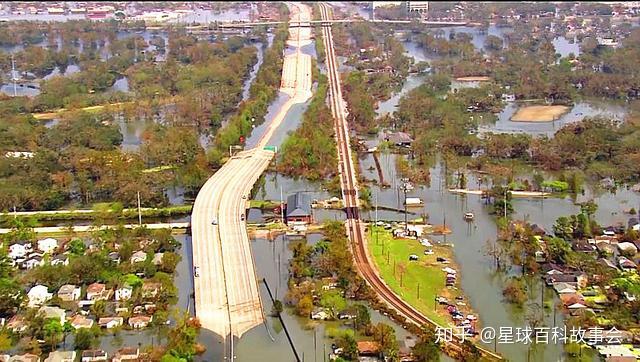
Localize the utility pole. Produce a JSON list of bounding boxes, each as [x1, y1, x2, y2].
[[137, 191, 142, 226]]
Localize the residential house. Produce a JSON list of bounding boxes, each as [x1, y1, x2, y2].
[[7, 354, 40, 362], [51, 254, 69, 266], [70, 314, 93, 329], [23, 256, 44, 270], [38, 306, 66, 324], [37, 238, 58, 254], [57, 284, 81, 302], [310, 308, 329, 320], [559, 292, 584, 307], [81, 350, 107, 362], [501, 93, 516, 102], [385, 131, 414, 147], [540, 263, 566, 275], [553, 282, 577, 294], [130, 251, 147, 264], [285, 192, 313, 226], [357, 341, 381, 356], [141, 282, 161, 299], [545, 274, 577, 287], [108, 252, 121, 264], [6, 315, 27, 333], [573, 240, 596, 253], [152, 253, 164, 266], [617, 242, 638, 255], [86, 283, 110, 301], [115, 285, 133, 301], [111, 348, 139, 362], [596, 242, 616, 255], [82, 239, 100, 253], [618, 257, 637, 271], [599, 258, 618, 270], [28, 285, 52, 307], [8, 242, 31, 260], [128, 315, 152, 329], [44, 351, 76, 362], [98, 317, 123, 329]]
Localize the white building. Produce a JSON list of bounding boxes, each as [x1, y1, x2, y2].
[[115, 286, 133, 301], [58, 284, 81, 302], [8, 243, 31, 260], [130, 251, 147, 263], [98, 317, 123, 329], [37, 238, 58, 253], [27, 285, 52, 307], [23, 257, 44, 270]]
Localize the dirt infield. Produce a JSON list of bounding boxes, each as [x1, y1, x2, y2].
[[455, 76, 490, 82], [511, 105, 570, 122]]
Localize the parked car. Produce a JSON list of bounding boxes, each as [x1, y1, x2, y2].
[[424, 249, 434, 255], [240, 214, 245, 221], [437, 257, 448, 263], [409, 254, 419, 261], [194, 266, 200, 277]]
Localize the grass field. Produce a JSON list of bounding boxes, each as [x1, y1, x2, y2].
[[32, 102, 132, 120], [367, 226, 470, 327], [511, 105, 570, 122]]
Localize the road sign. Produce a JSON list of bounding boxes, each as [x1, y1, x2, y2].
[[263, 146, 277, 152]]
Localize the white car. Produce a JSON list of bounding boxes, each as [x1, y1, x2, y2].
[[211, 218, 217, 225], [424, 249, 434, 255], [194, 266, 201, 277]]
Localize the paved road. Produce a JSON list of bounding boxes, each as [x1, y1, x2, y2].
[[190, 1, 313, 352]]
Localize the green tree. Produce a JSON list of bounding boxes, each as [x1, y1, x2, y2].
[[354, 304, 371, 331], [372, 323, 398, 358], [502, 277, 527, 306], [67, 238, 86, 255], [412, 329, 440, 362], [74, 328, 97, 350], [319, 290, 347, 319], [43, 319, 63, 351], [547, 237, 573, 264]]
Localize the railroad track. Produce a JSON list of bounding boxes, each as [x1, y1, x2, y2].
[[317, 3, 501, 360]]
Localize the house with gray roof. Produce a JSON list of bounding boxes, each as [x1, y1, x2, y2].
[[285, 193, 313, 226]]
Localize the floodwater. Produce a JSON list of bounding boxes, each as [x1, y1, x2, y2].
[[350, 37, 638, 361], [118, 115, 146, 152], [0, 82, 40, 97], [241, 42, 267, 101], [376, 75, 425, 117], [479, 101, 628, 137]]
